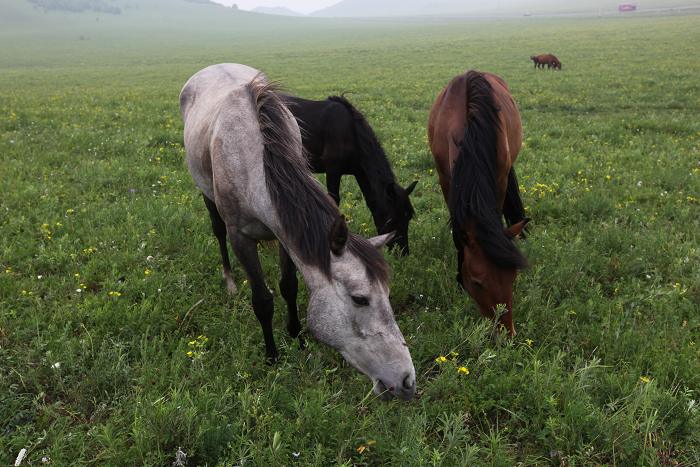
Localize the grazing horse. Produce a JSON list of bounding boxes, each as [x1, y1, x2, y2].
[[530, 55, 546, 69], [549, 55, 562, 70], [428, 70, 529, 336], [285, 95, 417, 255], [180, 64, 416, 400], [531, 54, 562, 70]]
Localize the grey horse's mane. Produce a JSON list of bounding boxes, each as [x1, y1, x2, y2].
[[248, 76, 389, 284]]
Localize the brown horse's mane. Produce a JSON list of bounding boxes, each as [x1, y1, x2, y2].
[[248, 77, 389, 284], [448, 71, 527, 270]]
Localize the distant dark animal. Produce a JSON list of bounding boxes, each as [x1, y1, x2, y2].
[[285, 95, 417, 255], [180, 63, 416, 400], [428, 70, 529, 336], [531, 54, 562, 70]]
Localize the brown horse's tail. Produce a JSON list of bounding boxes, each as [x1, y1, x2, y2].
[[449, 71, 527, 270]]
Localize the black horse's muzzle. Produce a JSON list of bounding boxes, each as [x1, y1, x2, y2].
[[387, 236, 409, 256]]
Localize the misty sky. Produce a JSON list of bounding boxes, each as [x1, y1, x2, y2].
[[212, 0, 338, 14]]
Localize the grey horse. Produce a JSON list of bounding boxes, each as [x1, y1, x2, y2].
[[180, 64, 416, 400]]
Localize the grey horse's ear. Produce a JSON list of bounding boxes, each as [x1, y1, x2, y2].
[[330, 215, 349, 255], [368, 232, 395, 250]]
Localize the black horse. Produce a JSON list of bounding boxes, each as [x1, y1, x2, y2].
[[285, 95, 417, 255]]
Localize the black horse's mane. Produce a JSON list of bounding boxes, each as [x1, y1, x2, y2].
[[449, 71, 527, 270], [248, 78, 389, 284], [327, 96, 397, 189]]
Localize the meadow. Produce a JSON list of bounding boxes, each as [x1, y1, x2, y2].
[[1, 5, 700, 465]]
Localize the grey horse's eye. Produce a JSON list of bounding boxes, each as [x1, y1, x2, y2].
[[351, 296, 370, 307]]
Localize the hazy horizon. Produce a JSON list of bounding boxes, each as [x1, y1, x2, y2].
[[211, 0, 338, 14], [210, 0, 700, 16]]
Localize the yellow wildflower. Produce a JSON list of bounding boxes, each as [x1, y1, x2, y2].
[[357, 440, 376, 454], [108, 291, 122, 297], [640, 376, 651, 384], [435, 355, 447, 364], [144, 269, 152, 276], [458, 367, 470, 376], [526, 339, 534, 347]]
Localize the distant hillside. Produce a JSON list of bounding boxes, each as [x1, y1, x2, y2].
[[252, 6, 303, 16], [1, 0, 310, 34], [27, 0, 125, 14], [312, 0, 699, 17]]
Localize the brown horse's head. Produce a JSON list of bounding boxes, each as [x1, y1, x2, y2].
[[454, 219, 529, 336]]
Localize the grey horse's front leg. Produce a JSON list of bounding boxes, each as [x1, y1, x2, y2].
[[228, 228, 278, 363], [279, 245, 304, 349]]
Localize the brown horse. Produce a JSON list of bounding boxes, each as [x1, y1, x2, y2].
[[428, 71, 529, 336], [531, 54, 562, 70]]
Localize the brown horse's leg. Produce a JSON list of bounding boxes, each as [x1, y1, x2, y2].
[[503, 168, 527, 231], [500, 310, 516, 337]]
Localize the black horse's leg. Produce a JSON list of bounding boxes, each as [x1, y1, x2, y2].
[[228, 229, 278, 362], [354, 170, 386, 236], [327, 171, 342, 205], [279, 245, 304, 348], [203, 195, 236, 294]]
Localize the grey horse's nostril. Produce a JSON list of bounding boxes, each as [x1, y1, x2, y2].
[[403, 373, 416, 390]]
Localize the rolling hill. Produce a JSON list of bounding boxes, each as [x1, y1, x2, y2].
[[312, 0, 699, 17], [252, 6, 303, 16], [0, 0, 307, 32]]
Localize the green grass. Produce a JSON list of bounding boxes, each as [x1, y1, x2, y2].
[[1, 6, 700, 466]]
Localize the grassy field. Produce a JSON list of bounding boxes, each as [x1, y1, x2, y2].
[[1, 4, 700, 465]]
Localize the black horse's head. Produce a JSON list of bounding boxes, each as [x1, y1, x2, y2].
[[380, 181, 417, 256]]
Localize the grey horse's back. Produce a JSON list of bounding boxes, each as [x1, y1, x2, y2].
[[180, 64, 266, 200], [180, 63, 260, 118]]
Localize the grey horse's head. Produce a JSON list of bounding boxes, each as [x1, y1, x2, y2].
[[306, 216, 416, 401]]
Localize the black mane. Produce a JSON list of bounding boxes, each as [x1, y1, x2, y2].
[[248, 79, 389, 283], [448, 71, 527, 270], [327, 96, 396, 189]]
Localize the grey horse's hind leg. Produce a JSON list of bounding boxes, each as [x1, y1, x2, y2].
[[229, 229, 278, 363], [279, 245, 304, 348], [203, 195, 237, 294]]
